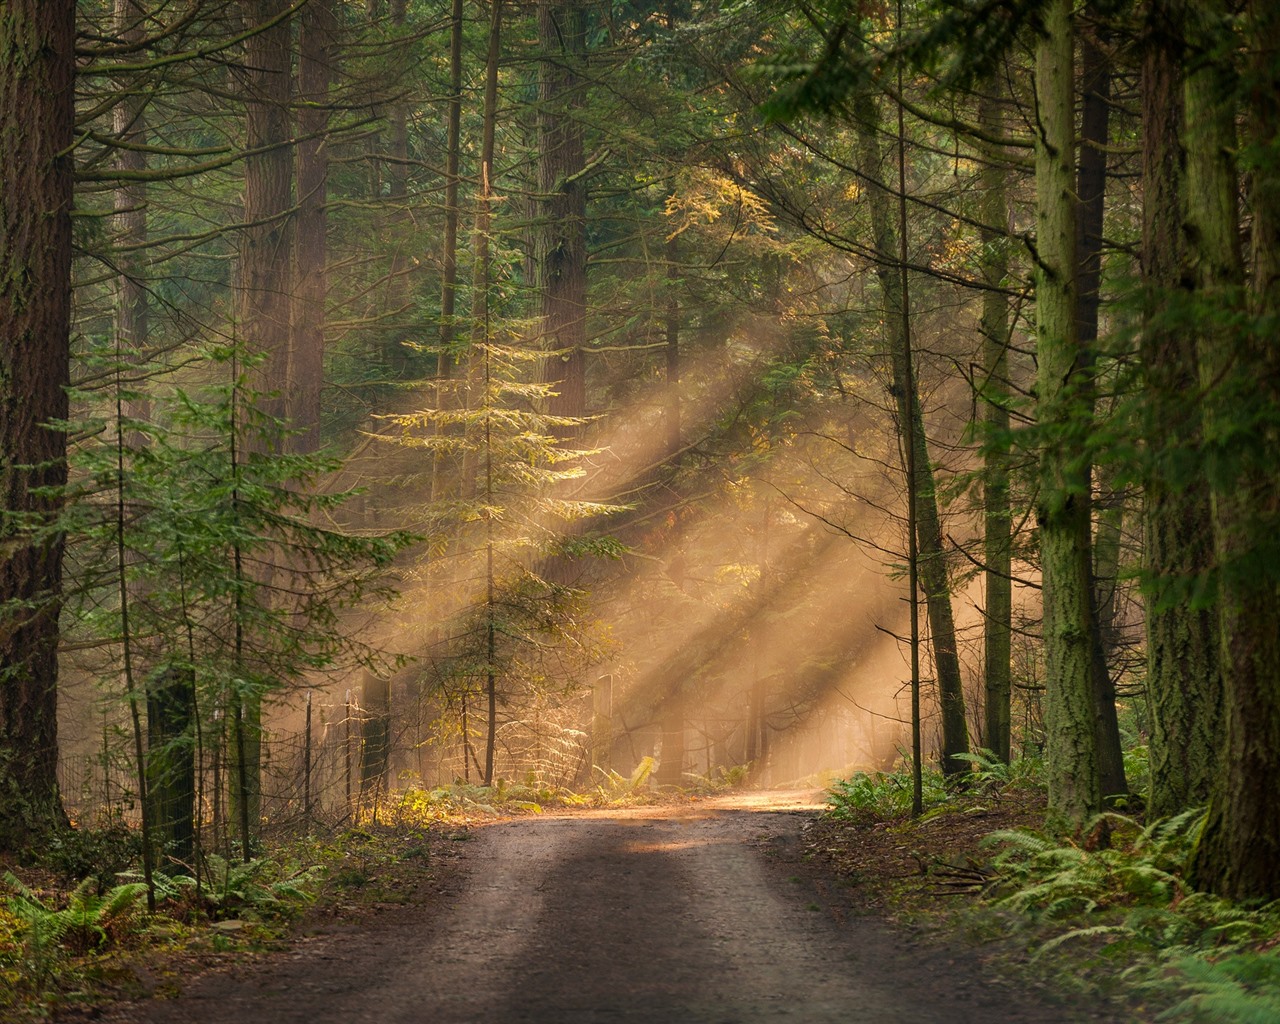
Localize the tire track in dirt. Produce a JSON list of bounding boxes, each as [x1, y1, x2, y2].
[[122, 798, 1106, 1023]]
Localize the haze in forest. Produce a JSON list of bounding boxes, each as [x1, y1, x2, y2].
[[2, 0, 1279, 916]]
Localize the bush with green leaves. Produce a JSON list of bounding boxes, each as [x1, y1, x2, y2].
[[40, 819, 142, 889]]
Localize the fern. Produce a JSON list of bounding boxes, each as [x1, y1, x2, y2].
[[1162, 953, 1280, 1023], [3, 871, 147, 985]]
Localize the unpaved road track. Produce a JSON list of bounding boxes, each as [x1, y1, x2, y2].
[[126, 796, 1102, 1023]]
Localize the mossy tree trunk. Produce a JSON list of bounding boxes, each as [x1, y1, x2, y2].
[[1034, 0, 1101, 830], [1191, 0, 1280, 901], [1139, 0, 1223, 819]]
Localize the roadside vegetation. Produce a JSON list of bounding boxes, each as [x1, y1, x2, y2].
[[818, 757, 1280, 1023], [0, 761, 748, 1021]]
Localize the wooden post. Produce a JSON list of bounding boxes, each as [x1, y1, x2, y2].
[[303, 690, 313, 822], [344, 689, 353, 817], [591, 673, 613, 776]]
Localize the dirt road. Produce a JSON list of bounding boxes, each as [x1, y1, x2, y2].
[[127, 796, 1101, 1023]]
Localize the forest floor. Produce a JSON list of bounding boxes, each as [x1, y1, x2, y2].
[[45, 790, 1150, 1024]]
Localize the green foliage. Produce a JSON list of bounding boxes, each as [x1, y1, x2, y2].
[[982, 809, 1280, 1021], [1163, 953, 1280, 1023], [826, 762, 949, 820], [2, 872, 147, 986], [985, 810, 1205, 918], [951, 750, 1046, 791], [40, 819, 142, 890], [592, 755, 657, 803], [684, 762, 754, 794]]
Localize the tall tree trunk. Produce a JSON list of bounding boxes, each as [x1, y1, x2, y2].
[[1140, 0, 1223, 820], [382, 0, 412, 378], [1075, 32, 1127, 804], [462, 0, 502, 503], [293, 0, 335, 454], [439, 0, 464, 372], [112, 0, 192, 865], [241, 0, 294, 432], [0, 0, 74, 854], [978, 93, 1013, 764], [536, 0, 588, 429], [113, 0, 151, 433], [1191, 0, 1280, 901], [1035, 0, 1101, 830], [234, 0, 295, 838], [656, 233, 686, 788], [431, 0, 466, 504], [851, 91, 969, 778]]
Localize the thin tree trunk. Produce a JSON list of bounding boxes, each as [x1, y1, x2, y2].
[[382, 0, 412, 378], [1075, 32, 1127, 804], [0, 0, 74, 853], [439, 0, 465, 371], [851, 91, 969, 778], [359, 670, 391, 798], [1035, 0, 1101, 830], [978, 92, 1013, 765], [462, 0, 502, 503], [656, 230, 685, 789], [113, 0, 192, 863]]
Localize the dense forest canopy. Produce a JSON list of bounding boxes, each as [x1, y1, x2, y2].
[[1, 0, 1277, 903]]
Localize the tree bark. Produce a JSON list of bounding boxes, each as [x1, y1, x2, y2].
[[1075, 32, 1127, 804], [382, 0, 412, 378], [1140, 0, 1223, 820], [462, 0, 502, 504], [0, 0, 74, 853], [536, 0, 588, 429], [1191, 0, 1280, 901], [293, 0, 335, 454], [234, 0, 295, 837], [431, 0, 467, 504], [1035, 0, 1101, 830], [978, 92, 1013, 764], [851, 91, 969, 778]]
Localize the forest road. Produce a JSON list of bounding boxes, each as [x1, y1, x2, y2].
[[126, 794, 1102, 1024]]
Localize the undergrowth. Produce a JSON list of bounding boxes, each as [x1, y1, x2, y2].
[[0, 824, 420, 1018], [823, 757, 1280, 1023]]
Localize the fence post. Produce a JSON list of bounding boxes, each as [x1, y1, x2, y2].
[[304, 690, 313, 823], [344, 689, 353, 818]]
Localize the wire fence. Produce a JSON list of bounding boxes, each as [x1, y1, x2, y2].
[[56, 688, 599, 839]]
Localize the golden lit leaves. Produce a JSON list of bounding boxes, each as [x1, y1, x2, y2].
[[664, 167, 777, 241]]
